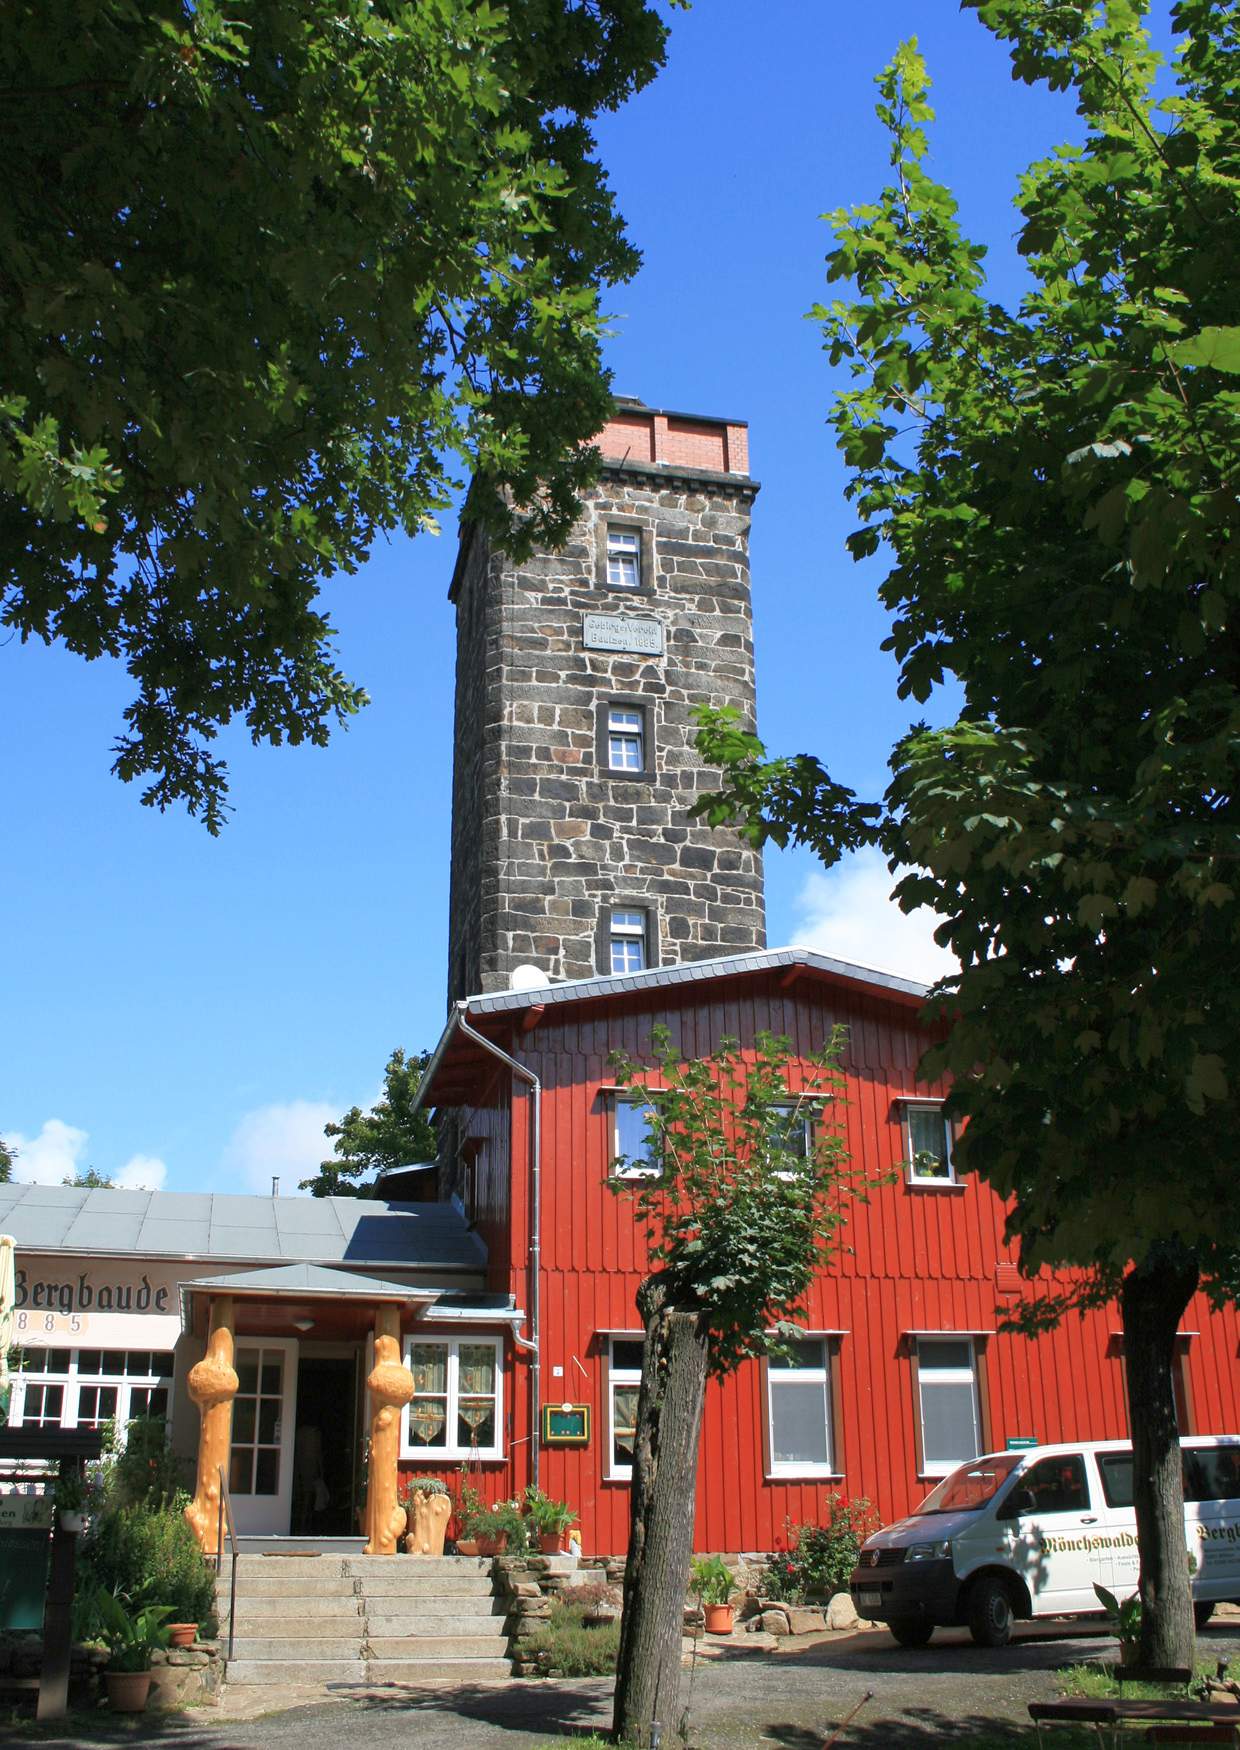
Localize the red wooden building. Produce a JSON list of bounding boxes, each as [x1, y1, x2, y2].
[[407, 944, 1240, 1555]]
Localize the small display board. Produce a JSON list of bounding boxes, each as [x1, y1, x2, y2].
[[582, 614, 664, 656], [1006, 1436, 1038, 1450], [541, 1403, 591, 1446], [0, 1493, 53, 1530]]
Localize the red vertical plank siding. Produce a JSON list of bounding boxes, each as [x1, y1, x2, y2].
[[461, 969, 1240, 1556]]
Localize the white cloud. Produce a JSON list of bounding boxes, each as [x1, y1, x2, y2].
[[219, 1100, 337, 1196], [9, 1119, 90, 1185], [790, 846, 958, 986], [114, 1154, 168, 1192]]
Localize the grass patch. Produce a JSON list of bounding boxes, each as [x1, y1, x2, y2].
[[1058, 1658, 1218, 1700], [524, 1598, 621, 1678]]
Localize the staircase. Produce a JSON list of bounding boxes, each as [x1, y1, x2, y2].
[[220, 1554, 512, 1685]]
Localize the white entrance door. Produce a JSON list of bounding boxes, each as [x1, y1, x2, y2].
[[228, 1339, 299, 1536]]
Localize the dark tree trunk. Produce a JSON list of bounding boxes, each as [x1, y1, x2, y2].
[[1121, 1245, 1199, 1670], [613, 1276, 710, 1750]]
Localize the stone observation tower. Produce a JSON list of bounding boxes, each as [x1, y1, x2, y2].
[[447, 398, 767, 1003]]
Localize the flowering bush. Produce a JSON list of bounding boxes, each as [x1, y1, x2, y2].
[[763, 1494, 876, 1603]]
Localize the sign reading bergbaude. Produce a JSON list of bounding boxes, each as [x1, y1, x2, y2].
[[15, 1267, 172, 1316], [582, 613, 664, 655]]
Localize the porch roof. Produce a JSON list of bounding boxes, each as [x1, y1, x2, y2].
[[177, 1264, 525, 1337]]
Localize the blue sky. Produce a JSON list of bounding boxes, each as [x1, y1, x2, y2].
[[1, 3, 1168, 1195]]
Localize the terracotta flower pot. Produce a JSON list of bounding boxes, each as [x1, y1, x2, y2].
[[167, 1623, 197, 1648], [538, 1532, 565, 1555], [105, 1670, 152, 1713], [455, 1538, 479, 1557], [474, 1533, 508, 1557], [704, 1603, 735, 1635]]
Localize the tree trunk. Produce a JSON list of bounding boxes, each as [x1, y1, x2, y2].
[[1121, 1246, 1199, 1669], [613, 1277, 710, 1750]]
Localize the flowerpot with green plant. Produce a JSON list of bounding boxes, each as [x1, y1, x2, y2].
[[53, 1466, 87, 1534], [401, 1476, 453, 1556], [523, 1486, 577, 1554], [93, 1588, 173, 1713], [463, 1499, 529, 1557], [1094, 1583, 1142, 1665], [691, 1555, 736, 1634]]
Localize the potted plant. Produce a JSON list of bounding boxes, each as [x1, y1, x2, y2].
[[94, 1588, 173, 1713], [463, 1499, 529, 1558], [1094, 1583, 1142, 1665], [691, 1555, 736, 1635], [401, 1476, 453, 1556], [53, 1467, 87, 1535], [523, 1485, 577, 1555], [165, 1622, 198, 1648]]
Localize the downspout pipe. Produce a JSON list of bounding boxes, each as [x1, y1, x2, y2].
[[455, 1010, 542, 1491]]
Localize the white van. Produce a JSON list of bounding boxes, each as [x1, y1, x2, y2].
[[849, 1436, 1240, 1648]]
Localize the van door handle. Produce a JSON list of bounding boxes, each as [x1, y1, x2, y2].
[[1081, 1517, 1098, 1524]]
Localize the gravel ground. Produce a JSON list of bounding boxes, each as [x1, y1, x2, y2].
[[5, 1620, 1238, 1750]]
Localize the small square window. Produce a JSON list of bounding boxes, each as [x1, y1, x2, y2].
[[608, 708, 644, 772], [606, 527, 641, 589], [609, 908, 647, 974], [905, 1102, 954, 1184]]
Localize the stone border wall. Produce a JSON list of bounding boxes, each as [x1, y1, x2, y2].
[[0, 1632, 223, 1710]]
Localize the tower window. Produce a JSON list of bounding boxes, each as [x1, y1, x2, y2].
[[606, 527, 641, 589], [608, 908, 648, 974], [608, 707, 644, 771]]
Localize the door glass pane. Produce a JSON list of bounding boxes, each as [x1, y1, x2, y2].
[[233, 1398, 256, 1444], [261, 1360, 282, 1395], [236, 1357, 258, 1394], [258, 1398, 280, 1445], [921, 1379, 980, 1467], [229, 1448, 252, 1494], [771, 1378, 830, 1466], [255, 1449, 279, 1496]]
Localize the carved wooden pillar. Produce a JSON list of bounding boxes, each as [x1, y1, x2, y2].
[[364, 1304, 414, 1556], [184, 1296, 239, 1555]]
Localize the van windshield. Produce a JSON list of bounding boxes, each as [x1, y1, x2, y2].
[[916, 1454, 1024, 1515]]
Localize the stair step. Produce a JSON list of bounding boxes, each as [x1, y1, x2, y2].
[[225, 1660, 367, 1686], [229, 1615, 364, 1638], [365, 1600, 505, 1626], [366, 1614, 508, 1639], [365, 1658, 512, 1682], [365, 1635, 512, 1660], [229, 1638, 365, 1660], [345, 1556, 492, 1577], [357, 1572, 496, 1597], [222, 1597, 363, 1621], [222, 1577, 359, 1599], [233, 1556, 349, 1580]]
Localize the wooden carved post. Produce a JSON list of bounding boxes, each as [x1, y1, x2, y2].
[[184, 1296, 239, 1555], [364, 1304, 414, 1556]]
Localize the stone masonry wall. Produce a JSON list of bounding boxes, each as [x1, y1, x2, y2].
[[447, 457, 766, 1004]]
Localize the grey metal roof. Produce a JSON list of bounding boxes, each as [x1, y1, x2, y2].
[[0, 1186, 486, 1273], [462, 944, 928, 1019], [178, 1263, 436, 1300]]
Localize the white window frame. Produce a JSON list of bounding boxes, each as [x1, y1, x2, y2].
[[607, 1091, 662, 1179], [399, 1334, 504, 1462], [609, 908, 648, 975], [5, 1347, 172, 1433], [606, 526, 641, 589], [915, 1335, 982, 1477], [607, 707, 645, 772], [767, 1099, 816, 1181], [903, 1099, 956, 1186], [765, 1335, 837, 1479], [606, 1334, 645, 1479]]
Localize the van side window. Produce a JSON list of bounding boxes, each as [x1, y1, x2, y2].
[[1097, 1450, 1135, 1508], [1019, 1454, 1090, 1514], [1183, 1445, 1240, 1503]]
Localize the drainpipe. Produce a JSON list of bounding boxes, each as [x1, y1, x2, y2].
[[456, 1012, 542, 1491]]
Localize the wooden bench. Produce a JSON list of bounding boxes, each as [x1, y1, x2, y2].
[[1029, 1697, 1240, 1748]]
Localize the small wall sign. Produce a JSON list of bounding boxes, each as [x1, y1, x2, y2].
[[582, 614, 664, 656], [1006, 1436, 1038, 1450], [541, 1403, 591, 1446], [0, 1493, 53, 1530]]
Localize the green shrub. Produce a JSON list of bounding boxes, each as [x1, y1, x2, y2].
[[106, 1417, 187, 1509], [523, 1598, 620, 1678], [77, 1498, 218, 1635], [763, 1493, 876, 1603]]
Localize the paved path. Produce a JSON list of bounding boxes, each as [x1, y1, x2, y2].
[[8, 1621, 1238, 1749]]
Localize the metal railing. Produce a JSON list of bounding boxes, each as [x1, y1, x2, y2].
[[215, 1463, 240, 1660]]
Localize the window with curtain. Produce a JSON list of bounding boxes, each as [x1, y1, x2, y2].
[[400, 1336, 502, 1460]]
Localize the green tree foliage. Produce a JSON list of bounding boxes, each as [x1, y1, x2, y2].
[[302, 1046, 438, 1196], [696, 0, 1239, 1665], [1, 0, 668, 830], [0, 1138, 12, 1183], [63, 1168, 116, 1188], [609, 1026, 867, 1746]]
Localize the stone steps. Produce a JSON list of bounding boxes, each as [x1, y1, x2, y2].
[[219, 1554, 513, 1685]]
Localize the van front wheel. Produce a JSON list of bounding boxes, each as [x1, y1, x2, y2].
[[968, 1577, 1014, 1648], [1194, 1601, 1215, 1630], [888, 1617, 934, 1648]]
